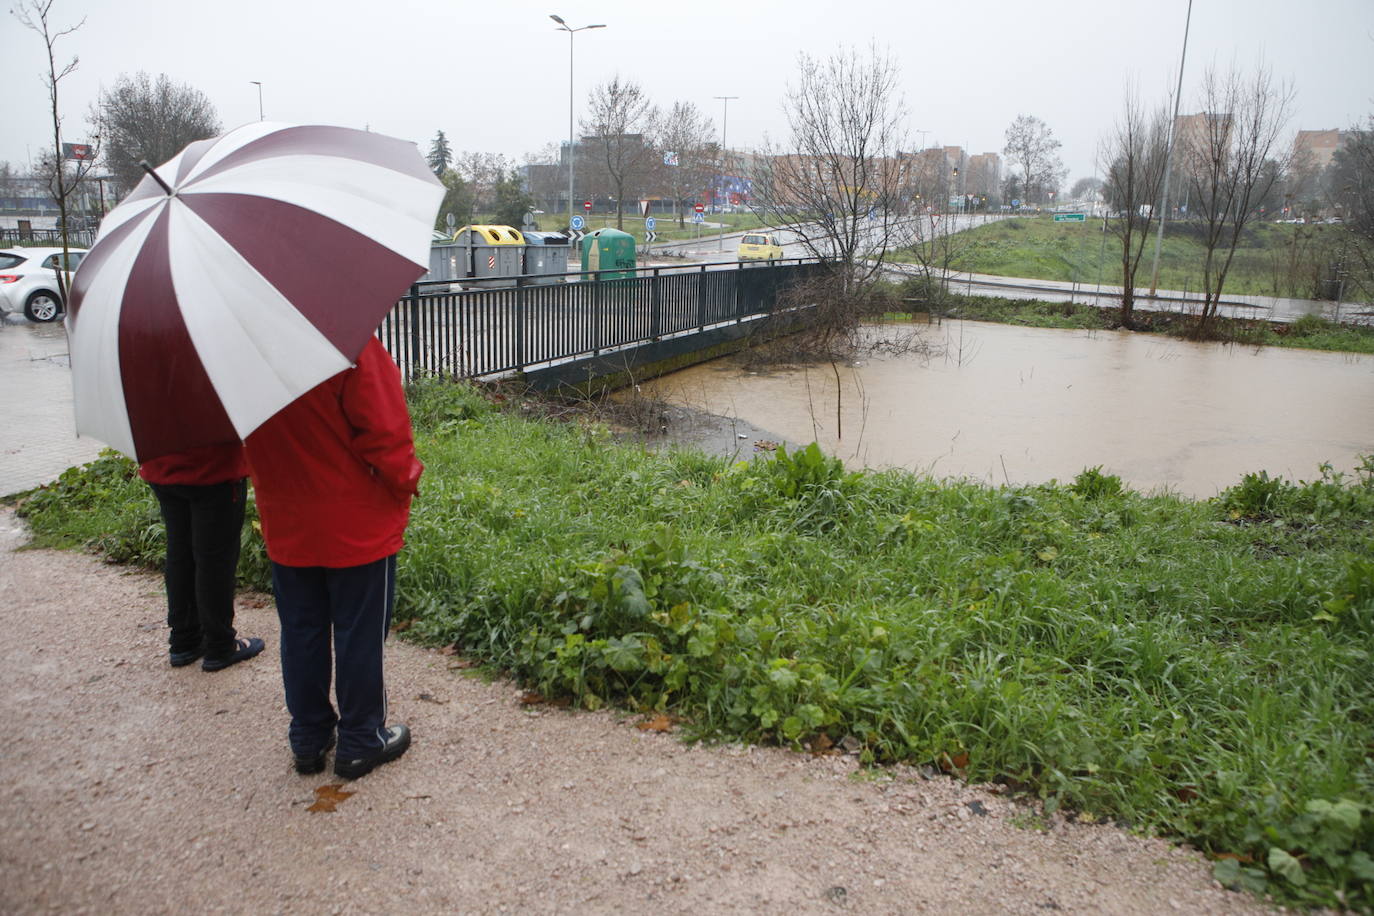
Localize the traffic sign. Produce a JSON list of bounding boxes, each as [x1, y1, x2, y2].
[[583, 200, 592, 212], [570, 215, 585, 231], [645, 230, 657, 242], [645, 217, 656, 231], [569, 229, 585, 244], [692, 212, 704, 224], [693, 203, 705, 213], [1053, 213, 1087, 223]]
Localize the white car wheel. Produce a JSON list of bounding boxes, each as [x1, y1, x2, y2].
[[24, 291, 62, 322]]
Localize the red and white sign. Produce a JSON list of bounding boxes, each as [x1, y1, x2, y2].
[[694, 203, 705, 213], [487, 255, 496, 269], [583, 200, 592, 211]]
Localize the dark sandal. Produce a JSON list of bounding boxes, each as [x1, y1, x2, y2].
[[202, 636, 265, 672]]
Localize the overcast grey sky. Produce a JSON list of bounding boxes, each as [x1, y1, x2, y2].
[[4, 0, 1372, 186]]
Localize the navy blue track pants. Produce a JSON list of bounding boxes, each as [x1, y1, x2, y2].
[[271, 554, 396, 759]]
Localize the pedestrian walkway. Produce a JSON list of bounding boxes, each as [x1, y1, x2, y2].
[[0, 318, 104, 496]]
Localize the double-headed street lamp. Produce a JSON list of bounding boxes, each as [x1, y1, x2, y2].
[[550, 14, 606, 227]]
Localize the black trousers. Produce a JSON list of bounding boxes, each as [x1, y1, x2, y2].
[[271, 554, 396, 759], [149, 479, 247, 658]]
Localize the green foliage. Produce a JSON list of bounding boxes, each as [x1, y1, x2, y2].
[[15, 449, 271, 590], [1069, 466, 1123, 500], [15, 386, 1374, 908], [491, 169, 536, 231]]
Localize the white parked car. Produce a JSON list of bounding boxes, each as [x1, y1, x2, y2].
[[0, 247, 88, 322]]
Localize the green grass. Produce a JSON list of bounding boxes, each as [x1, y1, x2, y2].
[[12, 382, 1374, 909], [892, 216, 1370, 301]]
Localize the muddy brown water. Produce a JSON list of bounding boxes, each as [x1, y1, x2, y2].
[[638, 321, 1374, 498]]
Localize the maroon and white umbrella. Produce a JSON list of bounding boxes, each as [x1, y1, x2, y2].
[[67, 122, 443, 462]]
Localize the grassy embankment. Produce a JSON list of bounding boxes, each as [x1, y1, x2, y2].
[[890, 216, 1367, 301], [13, 380, 1374, 908], [873, 286, 1374, 356]]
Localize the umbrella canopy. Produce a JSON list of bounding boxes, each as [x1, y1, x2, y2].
[[67, 122, 443, 463]]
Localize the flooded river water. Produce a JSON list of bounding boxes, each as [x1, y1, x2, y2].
[[639, 321, 1374, 498]]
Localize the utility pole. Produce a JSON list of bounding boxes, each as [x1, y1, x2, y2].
[[714, 95, 738, 251], [250, 81, 263, 121], [1147, 0, 1193, 296]]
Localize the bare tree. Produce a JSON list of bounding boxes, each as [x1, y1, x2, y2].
[[14, 0, 90, 291], [453, 150, 511, 214], [1100, 90, 1170, 327], [754, 44, 914, 292], [1180, 64, 1294, 336], [651, 101, 716, 227], [1003, 115, 1064, 206], [581, 75, 657, 229], [95, 71, 219, 194], [1070, 176, 1104, 201], [1326, 116, 1374, 300]]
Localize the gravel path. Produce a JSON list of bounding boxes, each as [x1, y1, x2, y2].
[[0, 508, 1277, 915]]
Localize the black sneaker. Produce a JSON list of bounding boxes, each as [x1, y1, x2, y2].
[[202, 636, 265, 672], [169, 648, 202, 668], [294, 733, 337, 775], [334, 725, 411, 780]]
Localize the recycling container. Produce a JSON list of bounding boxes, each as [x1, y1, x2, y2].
[[522, 231, 571, 285], [580, 227, 636, 281]]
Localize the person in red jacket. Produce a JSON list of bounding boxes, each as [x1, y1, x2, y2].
[[140, 443, 265, 671], [244, 337, 421, 780]]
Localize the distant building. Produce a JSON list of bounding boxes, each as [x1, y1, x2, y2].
[[965, 153, 1002, 199], [1291, 129, 1348, 173], [1173, 112, 1233, 160]]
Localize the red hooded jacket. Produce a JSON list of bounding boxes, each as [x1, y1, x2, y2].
[[244, 338, 422, 568]]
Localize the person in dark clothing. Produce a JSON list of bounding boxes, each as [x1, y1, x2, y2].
[[244, 337, 422, 780], [140, 443, 265, 671]]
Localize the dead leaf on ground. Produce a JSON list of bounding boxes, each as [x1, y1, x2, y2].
[[440, 644, 460, 656], [754, 440, 779, 452], [306, 784, 356, 813], [809, 733, 836, 755], [520, 691, 546, 705], [940, 751, 970, 773], [636, 714, 675, 732]]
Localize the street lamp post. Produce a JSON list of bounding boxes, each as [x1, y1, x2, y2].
[[714, 95, 738, 251], [551, 15, 606, 228], [249, 81, 263, 121], [1147, 0, 1193, 296]]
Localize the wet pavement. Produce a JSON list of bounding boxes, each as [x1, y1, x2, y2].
[[0, 316, 104, 496]]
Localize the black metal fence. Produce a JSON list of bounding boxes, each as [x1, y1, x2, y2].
[[0, 227, 96, 248], [378, 258, 828, 383]]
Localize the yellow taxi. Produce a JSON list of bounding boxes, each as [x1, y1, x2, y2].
[[737, 232, 784, 262]]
